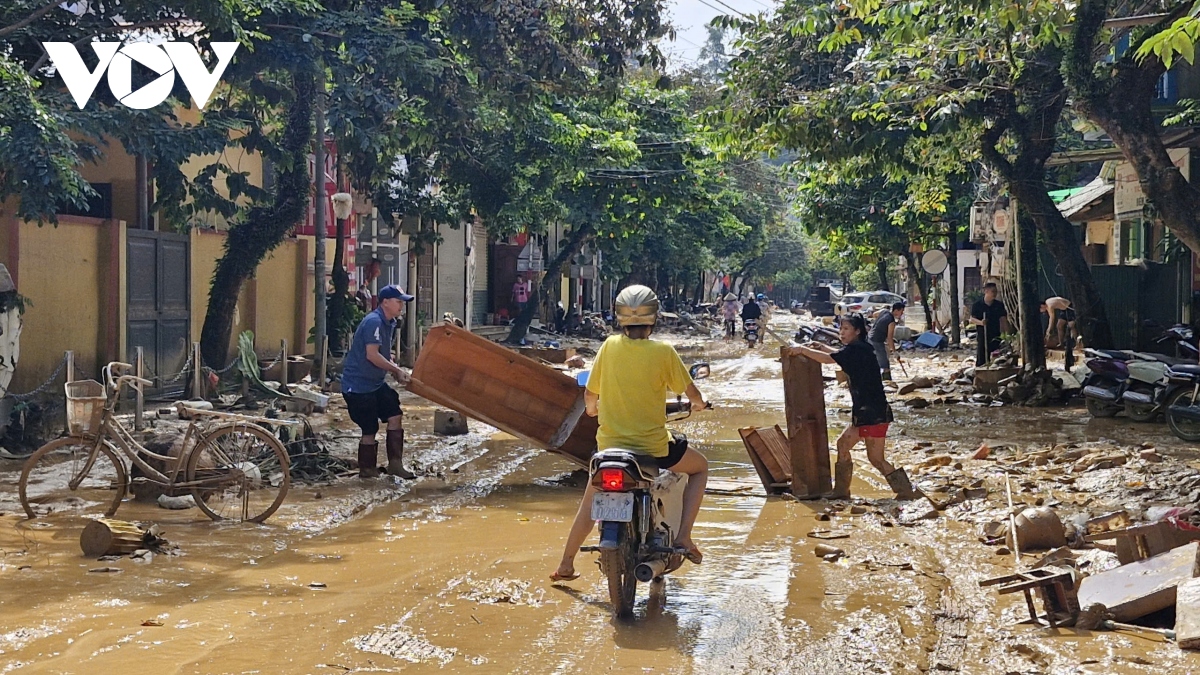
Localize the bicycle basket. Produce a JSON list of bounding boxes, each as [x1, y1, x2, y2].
[[65, 380, 106, 436]]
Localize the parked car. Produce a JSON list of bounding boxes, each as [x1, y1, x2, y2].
[[835, 291, 906, 317]]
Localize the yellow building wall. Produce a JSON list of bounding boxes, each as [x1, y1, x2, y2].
[[8, 217, 114, 390], [254, 240, 308, 354], [75, 136, 137, 226]]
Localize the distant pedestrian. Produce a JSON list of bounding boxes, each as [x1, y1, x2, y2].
[[869, 302, 905, 381], [969, 283, 1009, 366], [355, 283, 373, 312], [341, 284, 416, 480], [794, 314, 919, 500], [512, 275, 530, 315], [721, 293, 740, 339]]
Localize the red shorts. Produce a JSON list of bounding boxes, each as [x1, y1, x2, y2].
[[856, 423, 890, 438]]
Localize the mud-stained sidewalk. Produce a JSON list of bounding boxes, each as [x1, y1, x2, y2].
[[0, 315, 1197, 673]]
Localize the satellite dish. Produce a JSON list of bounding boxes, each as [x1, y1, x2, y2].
[[921, 249, 949, 275]]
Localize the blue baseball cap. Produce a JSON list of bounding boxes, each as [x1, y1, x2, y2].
[[378, 284, 414, 301]]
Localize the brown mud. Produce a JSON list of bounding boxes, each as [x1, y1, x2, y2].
[[0, 314, 1196, 673]]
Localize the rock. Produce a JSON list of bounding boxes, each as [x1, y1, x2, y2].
[[433, 410, 469, 436], [919, 454, 953, 469], [1007, 506, 1067, 551], [996, 547, 1011, 555], [814, 543, 844, 559], [906, 397, 930, 409], [565, 355, 586, 368], [1140, 448, 1162, 463], [157, 494, 196, 510], [849, 505, 868, 515]]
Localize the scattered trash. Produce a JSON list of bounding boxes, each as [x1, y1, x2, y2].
[[813, 543, 844, 561], [1077, 542, 1199, 622], [308, 582, 327, 589], [141, 619, 164, 627]]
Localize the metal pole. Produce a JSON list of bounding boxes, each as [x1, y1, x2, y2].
[[313, 85, 328, 386], [281, 339, 288, 389], [135, 346, 144, 431], [319, 340, 329, 392], [65, 350, 74, 384], [192, 341, 203, 399]]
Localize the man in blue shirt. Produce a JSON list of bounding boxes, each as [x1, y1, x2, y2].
[[341, 284, 416, 479]]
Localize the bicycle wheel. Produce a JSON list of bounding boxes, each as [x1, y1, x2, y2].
[[19, 437, 128, 519], [186, 423, 290, 523]]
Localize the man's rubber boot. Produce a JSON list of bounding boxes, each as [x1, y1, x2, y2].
[[824, 460, 852, 499], [886, 468, 921, 500], [358, 442, 380, 478], [385, 429, 416, 479]]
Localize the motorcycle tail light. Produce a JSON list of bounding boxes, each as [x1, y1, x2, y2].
[[849, 304, 862, 311], [599, 468, 625, 491]]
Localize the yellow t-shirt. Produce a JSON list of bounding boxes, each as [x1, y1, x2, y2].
[[586, 335, 693, 457]]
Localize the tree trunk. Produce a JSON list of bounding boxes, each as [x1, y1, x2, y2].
[[1068, 1, 1200, 255], [876, 257, 889, 290], [904, 252, 934, 330], [1014, 211, 1046, 369], [200, 70, 314, 368], [979, 46, 1114, 349], [948, 222, 961, 346], [506, 222, 595, 344]]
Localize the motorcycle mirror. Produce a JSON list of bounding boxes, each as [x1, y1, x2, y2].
[[576, 371, 590, 387], [689, 363, 711, 380]]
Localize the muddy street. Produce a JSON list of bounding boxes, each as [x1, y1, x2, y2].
[[1, 317, 1198, 674]]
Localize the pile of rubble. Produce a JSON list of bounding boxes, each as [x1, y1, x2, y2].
[[900, 438, 1200, 648]]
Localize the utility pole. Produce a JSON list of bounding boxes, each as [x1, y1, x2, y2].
[[313, 87, 328, 381], [948, 221, 961, 346]]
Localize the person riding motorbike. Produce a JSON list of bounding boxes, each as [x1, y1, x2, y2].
[[550, 285, 710, 582], [741, 296, 762, 322]]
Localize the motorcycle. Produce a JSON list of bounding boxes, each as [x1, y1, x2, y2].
[[743, 318, 760, 347], [1165, 362, 1200, 441], [1081, 349, 1160, 418], [1120, 326, 1199, 422], [579, 362, 711, 619]]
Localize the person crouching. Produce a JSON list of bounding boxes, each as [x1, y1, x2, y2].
[[340, 284, 417, 479], [793, 313, 920, 500]]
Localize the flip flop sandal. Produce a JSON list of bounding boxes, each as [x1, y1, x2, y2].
[[549, 571, 580, 582], [682, 547, 703, 565]]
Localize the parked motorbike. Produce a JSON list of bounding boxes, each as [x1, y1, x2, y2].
[[1165, 363, 1200, 441], [743, 318, 760, 347], [1081, 350, 1161, 418], [1120, 326, 1199, 422], [579, 362, 711, 619]]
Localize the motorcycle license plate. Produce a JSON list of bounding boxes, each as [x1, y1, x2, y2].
[[591, 492, 634, 522]]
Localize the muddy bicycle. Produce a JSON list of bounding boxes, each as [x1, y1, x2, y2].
[[19, 362, 293, 523]]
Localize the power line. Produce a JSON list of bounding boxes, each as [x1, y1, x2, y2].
[[694, 0, 750, 20]]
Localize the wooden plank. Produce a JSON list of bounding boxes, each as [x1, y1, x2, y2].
[[1176, 577, 1200, 650], [1078, 542, 1200, 622], [781, 347, 831, 498], [740, 427, 789, 494]]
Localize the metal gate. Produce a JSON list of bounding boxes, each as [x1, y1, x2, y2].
[[127, 230, 190, 390]]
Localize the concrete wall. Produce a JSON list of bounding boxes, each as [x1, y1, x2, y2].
[[0, 214, 122, 391], [436, 222, 467, 322]]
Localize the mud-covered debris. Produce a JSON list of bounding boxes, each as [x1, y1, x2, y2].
[[1008, 506, 1067, 551], [971, 443, 991, 460], [1175, 578, 1200, 649], [448, 574, 545, 607], [157, 494, 195, 510], [355, 620, 458, 665], [918, 454, 953, 470], [308, 582, 327, 589], [88, 567, 121, 573], [1078, 542, 1199, 622], [814, 543, 844, 561]]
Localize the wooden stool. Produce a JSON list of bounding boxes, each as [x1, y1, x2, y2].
[[979, 567, 1080, 628]]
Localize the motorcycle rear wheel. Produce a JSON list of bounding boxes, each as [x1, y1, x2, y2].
[[1166, 389, 1200, 442], [1085, 396, 1121, 418], [600, 523, 638, 619]]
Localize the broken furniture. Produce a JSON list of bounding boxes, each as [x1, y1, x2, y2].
[[780, 347, 832, 498], [973, 366, 1021, 396], [738, 425, 792, 495], [979, 567, 1080, 628], [408, 323, 595, 465], [1085, 521, 1200, 565], [1077, 542, 1200, 622], [1176, 578, 1200, 649]]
